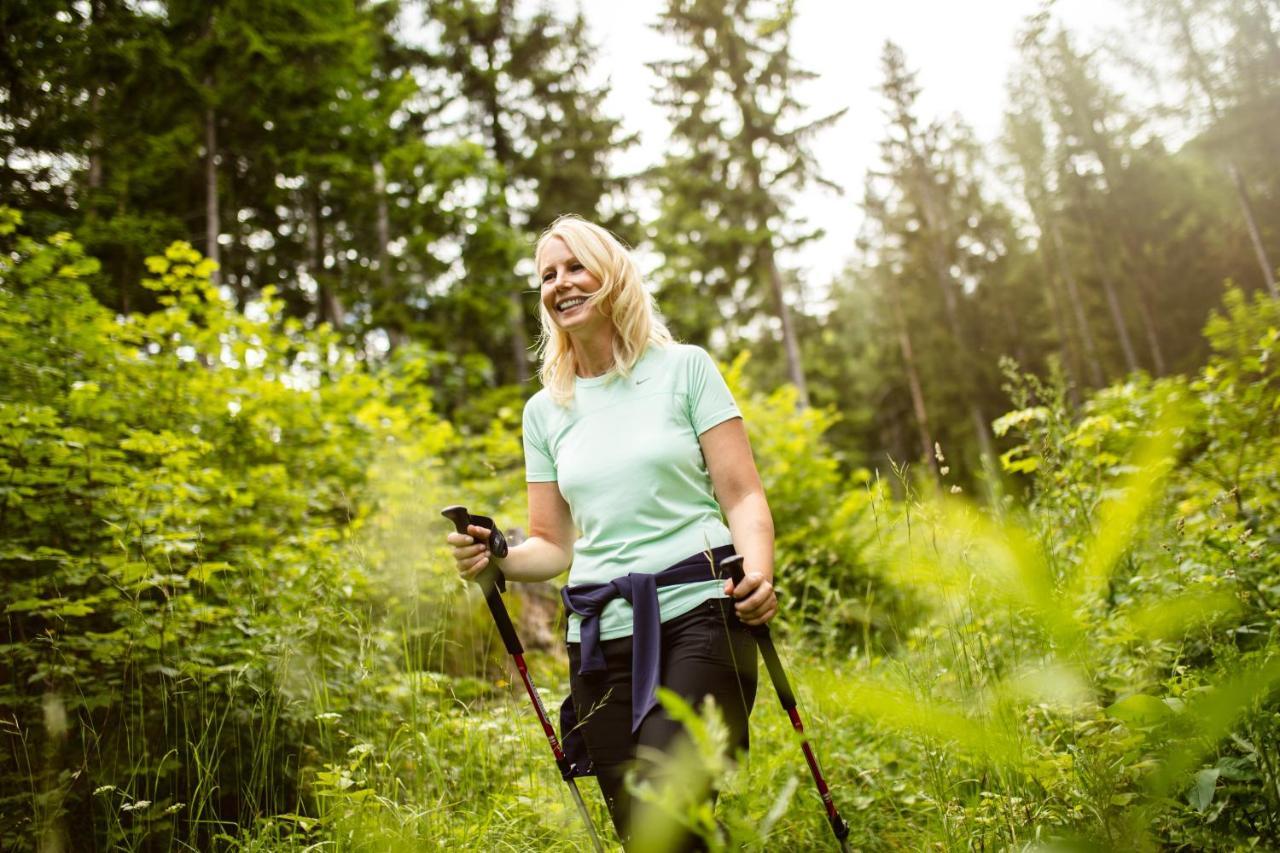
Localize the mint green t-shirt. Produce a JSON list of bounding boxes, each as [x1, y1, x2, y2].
[[522, 343, 741, 643]]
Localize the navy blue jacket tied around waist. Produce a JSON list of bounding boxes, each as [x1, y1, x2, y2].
[[562, 544, 738, 735]]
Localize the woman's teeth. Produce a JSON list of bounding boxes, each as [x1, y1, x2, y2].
[[557, 297, 586, 311]]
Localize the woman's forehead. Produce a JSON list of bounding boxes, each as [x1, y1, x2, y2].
[[538, 236, 575, 268]]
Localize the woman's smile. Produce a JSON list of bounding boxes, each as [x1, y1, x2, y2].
[[555, 295, 589, 315]]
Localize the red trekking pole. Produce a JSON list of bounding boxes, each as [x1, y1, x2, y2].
[[441, 506, 604, 853], [723, 554, 852, 852]]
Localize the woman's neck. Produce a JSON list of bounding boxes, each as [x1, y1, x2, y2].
[[573, 332, 617, 378]]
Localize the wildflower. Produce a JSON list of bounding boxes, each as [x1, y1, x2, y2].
[[950, 485, 962, 494], [121, 800, 152, 812], [93, 785, 116, 796]]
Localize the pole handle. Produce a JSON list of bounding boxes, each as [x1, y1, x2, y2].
[[441, 505, 521, 655], [721, 553, 747, 586]]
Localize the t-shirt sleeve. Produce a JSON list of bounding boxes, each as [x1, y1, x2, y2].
[[522, 396, 557, 482], [685, 346, 742, 435]]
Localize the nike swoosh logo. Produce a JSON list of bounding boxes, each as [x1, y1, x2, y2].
[[636, 377, 651, 385]]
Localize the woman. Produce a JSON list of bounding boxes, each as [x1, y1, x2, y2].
[[447, 215, 777, 849]]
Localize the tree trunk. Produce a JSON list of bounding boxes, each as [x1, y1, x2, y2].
[[86, 0, 105, 214], [763, 242, 809, 407], [1048, 219, 1106, 386], [373, 158, 390, 294], [1033, 233, 1081, 393], [311, 188, 342, 328], [917, 176, 996, 471], [480, 38, 530, 385], [88, 97, 102, 193], [1058, 41, 1166, 374], [1087, 230, 1140, 374], [1066, 172, 1141, 373], [509, 291, 530, 384], [889, 281, 937, 478], [1228, 160, 1279, 297], [373, 157, 406, 349], [204, 91, 220, 286], [895, 105, 997, 472]]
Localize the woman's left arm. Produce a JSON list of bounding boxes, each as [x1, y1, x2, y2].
[[700, 417, 778, 626]]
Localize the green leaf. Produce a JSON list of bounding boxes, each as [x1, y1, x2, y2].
[[1187, 768, 1219, 814], [187, 562, 234, 582], [1106, 694, 1173, 726]]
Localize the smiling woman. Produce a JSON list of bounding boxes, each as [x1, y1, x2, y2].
[[445, 214, 779, 850]]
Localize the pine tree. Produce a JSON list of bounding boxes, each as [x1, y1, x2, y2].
[[1005, 73, 1106, 389], [1022, 25, 1173, 373], [648, 0, 843, 407], [1136, 0, 1278, 296], [427, 0, 631, 385], [867, 42, 1003, 476]]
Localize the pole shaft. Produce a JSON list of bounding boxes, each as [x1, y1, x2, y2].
[[441, 506, 604, 852]]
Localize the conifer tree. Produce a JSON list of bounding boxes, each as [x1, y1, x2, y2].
[[648, 0, 843, 406], [1136, 0, 1278, 296], [1005, 76, 1106, 389], [866, 42, 1003, 475], [427, 0, 631, 385]]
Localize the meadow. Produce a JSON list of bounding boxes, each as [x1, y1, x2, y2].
[[3, 219, 1278, 851]]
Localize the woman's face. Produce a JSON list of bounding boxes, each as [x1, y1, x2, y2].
[[539, 237, 607, 339]]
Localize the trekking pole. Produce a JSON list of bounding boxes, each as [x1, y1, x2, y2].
[[722, 555, 852, 852], [441, 506, 605, 853]]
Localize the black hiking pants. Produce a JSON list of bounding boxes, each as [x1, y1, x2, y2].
[[567, 596, 759, 852]]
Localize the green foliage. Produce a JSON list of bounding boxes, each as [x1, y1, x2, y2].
[[720, 352, 913, 651], [0, 220, 497, 850], [818, 286, 1280, 850]]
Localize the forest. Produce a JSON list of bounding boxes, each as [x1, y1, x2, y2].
[[2, 0, 1279, 850]]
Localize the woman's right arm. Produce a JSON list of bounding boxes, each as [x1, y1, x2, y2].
[[447, 481, 575, 584]]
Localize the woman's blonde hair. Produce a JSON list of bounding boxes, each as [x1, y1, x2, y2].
[[534, 215, 672, 405]]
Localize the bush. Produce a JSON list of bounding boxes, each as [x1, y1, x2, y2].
[[0, 216, 491, 850]]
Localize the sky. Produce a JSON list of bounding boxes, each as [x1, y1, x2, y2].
[[545, 0, 1137, 294]]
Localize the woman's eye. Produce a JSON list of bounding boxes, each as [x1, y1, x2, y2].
[[569, 263, 583, 272]]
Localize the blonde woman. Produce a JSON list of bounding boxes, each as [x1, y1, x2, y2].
[[447, 215, 777, 850]]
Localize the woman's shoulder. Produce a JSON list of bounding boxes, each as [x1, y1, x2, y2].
[[648, 341, 710, 366], [522, 386, 556, 420]]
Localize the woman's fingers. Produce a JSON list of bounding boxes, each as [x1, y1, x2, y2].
[[462, 553, 489, 579], [447, 524, 494, 579], [730, 571, 777, 625], [739, 593, 777, 625]]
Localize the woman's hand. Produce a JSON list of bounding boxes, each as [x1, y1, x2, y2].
[[447, 524, 496, 581], [725, 571, 778, 626]]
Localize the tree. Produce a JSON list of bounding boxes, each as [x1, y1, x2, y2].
[[1005, 76, 1107, 390], [864, 42, 1007, 477], [648, 0, 843, 407], [1135, 0, 1278, 296], [426, 0, 632, 385]]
